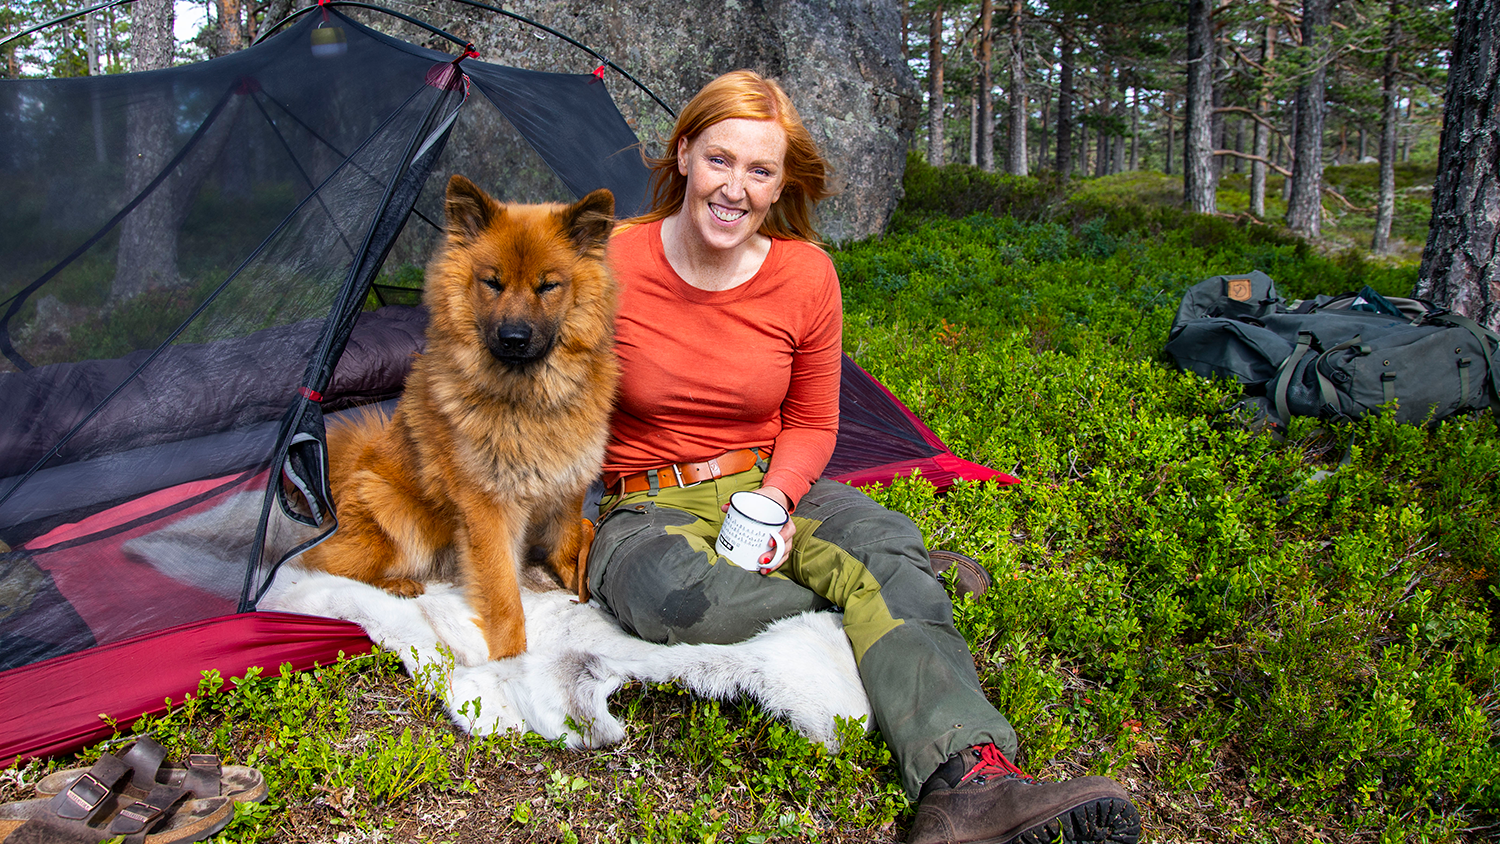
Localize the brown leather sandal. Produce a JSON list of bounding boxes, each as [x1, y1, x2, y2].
[[0, 752, 233, 843], [929, 549, 993, 599], [37, 737, 267, 805]]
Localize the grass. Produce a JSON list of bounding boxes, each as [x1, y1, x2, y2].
[[5, 157, 1497, 843]]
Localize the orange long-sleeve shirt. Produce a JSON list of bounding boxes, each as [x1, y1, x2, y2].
[[603, 219, 842, 506]]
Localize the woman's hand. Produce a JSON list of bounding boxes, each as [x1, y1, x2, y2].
[[720, 486, 796, 574], [753, 485, 795, 574]]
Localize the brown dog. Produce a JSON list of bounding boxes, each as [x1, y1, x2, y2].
[[300, 175, 618, 664]]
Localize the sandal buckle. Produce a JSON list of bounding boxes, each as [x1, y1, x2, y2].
[[56, 772, 110, 819], [111, 800, 163, 833], [187, 754, 221, 773]]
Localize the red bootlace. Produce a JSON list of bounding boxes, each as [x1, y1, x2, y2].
[[958, 744, 1032, 786]]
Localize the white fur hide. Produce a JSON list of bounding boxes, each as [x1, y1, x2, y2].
[[260, 566, 871, 750]]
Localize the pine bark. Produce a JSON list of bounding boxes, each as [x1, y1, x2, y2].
[[218, 0, 243, 54], [1006, 0, 1027, 175], [1184, 0, 1216, 213], [927, 3, 945, 166], [1372, 0, 1401, 254], [1113, 70, 1127, 174], [1414, 0, 1500, 330], [1286, 0, 1329, 238], [1250, 21, 1276, 217], [114, 0, 177, 301], [1056, 24, 1073, 176], [979, 0, 995, 171]]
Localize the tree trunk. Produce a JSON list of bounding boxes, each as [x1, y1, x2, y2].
[[1113, 70, 1127, 174], [1095, 98, 1108, 177], [1079, 100, 1089, 175], [1006, 0, 1027, 175], [1211, 63, 1225, 179], [979, 0, 995, 171], [970, 88, 979, 165], [1372, 0, 1401, 254], [1056, 24, 1073, 176], [927, 3, 945, 166], [218, 0, 244, 54], [1414, 0, 1500, 330], [1286, 0, 1329, 238], [1283, 98, 1297, 202], [114, 0, 177, 301], [1130, 86, 1140, 171], [1165, 92, 1175, 175], [1036, 65, 1051, 172], [1184, 0, 1216, 213], [1232, 116, 1243, 174], [1250, 21, 1275, 217]]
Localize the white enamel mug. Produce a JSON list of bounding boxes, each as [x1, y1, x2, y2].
[[715, 491, 789, 572]]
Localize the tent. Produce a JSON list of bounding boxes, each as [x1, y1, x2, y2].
[[0, 8, 1013, 767]]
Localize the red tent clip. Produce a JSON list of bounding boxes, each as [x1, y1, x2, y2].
[[592, 64, 606, 79], [299, 387, 324, 402]]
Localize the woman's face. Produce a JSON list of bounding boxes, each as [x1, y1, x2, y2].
[[675, 117, 787, 256]]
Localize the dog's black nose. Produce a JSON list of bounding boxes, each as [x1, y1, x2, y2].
[[495, 323, 532, 354], [495, 323, 531, 350]]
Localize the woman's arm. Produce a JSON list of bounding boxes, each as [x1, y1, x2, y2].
[[759, 253, 843, 509]]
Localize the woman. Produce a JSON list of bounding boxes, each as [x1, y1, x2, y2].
[[590, 70, 1140, 844]]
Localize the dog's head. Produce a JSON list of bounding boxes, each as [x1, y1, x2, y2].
[[430, 175, 616, 371]]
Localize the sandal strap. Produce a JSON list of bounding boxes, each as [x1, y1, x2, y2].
[[181, 754, 222, 798], [119, 736, 171, 789], [108, 783, 189, 843], [48, 753, 130, 821]]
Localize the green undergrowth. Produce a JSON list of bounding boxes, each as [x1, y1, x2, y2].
[[5, 652, 904, 843], [7, 161, 1493, 842], [840, 161, 1496, 841]]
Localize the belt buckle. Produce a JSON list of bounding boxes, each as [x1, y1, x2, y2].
[[672, 464, 704, 488]]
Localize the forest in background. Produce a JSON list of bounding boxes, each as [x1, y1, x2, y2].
[[4, 2, 1498, 840], [904, 0, 1452, 250], [3, 0, 1454, 254]]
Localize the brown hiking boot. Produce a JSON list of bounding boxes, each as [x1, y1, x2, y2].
[[907, 744, 1140, 844], [928, 550, 992, 599]]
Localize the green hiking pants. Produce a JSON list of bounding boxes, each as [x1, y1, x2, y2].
[[587, 468, 1017, 797]]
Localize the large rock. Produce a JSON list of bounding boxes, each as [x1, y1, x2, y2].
[[409, 0, 918, 242]]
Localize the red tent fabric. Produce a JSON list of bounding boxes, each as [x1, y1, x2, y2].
[[0, 10, 1018, 768], [0, 357, 1014, 767], [825, 355, 1019, 490], [0, 613, 370, 766]]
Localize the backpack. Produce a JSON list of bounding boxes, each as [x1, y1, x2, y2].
[[1166, 272, 1500, 426]]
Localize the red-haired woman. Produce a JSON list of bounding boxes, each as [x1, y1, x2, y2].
[[590, 70, 1140, 844]]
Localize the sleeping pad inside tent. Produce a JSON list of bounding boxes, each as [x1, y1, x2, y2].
[[0, 9, 1014, 766]]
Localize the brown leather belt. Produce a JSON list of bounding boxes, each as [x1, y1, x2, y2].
[[613, 448, 768, 495]]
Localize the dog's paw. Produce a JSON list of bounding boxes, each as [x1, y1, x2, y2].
[[417, 587, 491, 666], [375, 576, 427, 598]]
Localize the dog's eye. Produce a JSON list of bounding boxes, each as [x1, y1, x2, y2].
[[482, 276, 503, 291], [536, 280, 561, 295]]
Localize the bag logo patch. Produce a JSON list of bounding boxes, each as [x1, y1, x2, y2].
[[1227, 277, 1253, 302]]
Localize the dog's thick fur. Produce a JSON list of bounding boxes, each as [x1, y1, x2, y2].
[[299, 175, 618, 664]]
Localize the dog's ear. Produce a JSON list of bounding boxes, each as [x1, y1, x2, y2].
[[446, 175, 501, 241], [561, 188, 616, 253]]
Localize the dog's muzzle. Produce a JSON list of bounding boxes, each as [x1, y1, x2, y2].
[[487, 321, 552, 366]]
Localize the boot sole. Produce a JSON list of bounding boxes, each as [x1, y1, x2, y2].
[[1006, 796, 1142, 844]]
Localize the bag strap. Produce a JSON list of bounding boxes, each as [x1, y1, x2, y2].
[[1428, 311, 1500, 402], [1314, 336, 1366, 417], [1273, 331, 1316, 424]]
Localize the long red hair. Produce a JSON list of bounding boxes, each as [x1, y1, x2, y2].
[[633, 70, 833, 244]]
